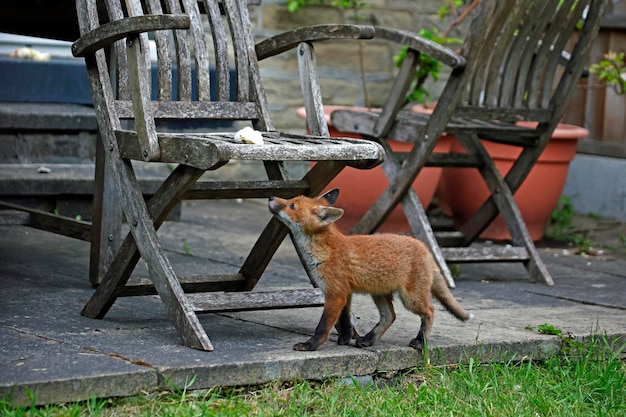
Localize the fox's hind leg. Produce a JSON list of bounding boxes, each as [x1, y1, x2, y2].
[[399, 289, 434, 350], [356, 294, 395, 348], [409, 317, 432, 350]]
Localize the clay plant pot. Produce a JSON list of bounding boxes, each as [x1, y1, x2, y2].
[[435, 122, 589, 241], [296, 105, 452, 233]]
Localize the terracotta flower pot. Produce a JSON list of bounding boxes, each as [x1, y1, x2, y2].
[[435, 122, 589, 241], [296, 105, 452, 233]]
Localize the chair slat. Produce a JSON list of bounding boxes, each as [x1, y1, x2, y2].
[[201, 0, 231, 102], [526, 0, 573, 108], [182, 179, 311, 199], [441, 247, 529, 263], [164, 0, 193, 100], [481, 1, 528, 107], [106, 0, 131, 100], [466, 0, 511, 106], [185, 0, 212, 101], [511, 2, 556, 108], [538, 0, 589, 108], [146, 0, 173, 100], [119, 274, 247, 296], [222, 0, 250, 102], [76, 0, 102, 34], [498, 1, 547, 106], [114, 100, 259, 119], [116, 130, 384, 170], [234, 0, 275, 130]]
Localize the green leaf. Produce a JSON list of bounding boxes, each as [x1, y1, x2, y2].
[[537, 323, 562, 337]]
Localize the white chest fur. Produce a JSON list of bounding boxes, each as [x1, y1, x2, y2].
[[289, 230, 326, 293]]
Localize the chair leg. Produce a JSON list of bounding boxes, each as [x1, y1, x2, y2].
[[458, 136, 551, 242], [83, 163, 205, 317], [401, 189, 456, 288], [120, 160, 214, 350], [352, 139, 457, 287], [83, 157, 214, 350], [350, 133, 439, 236], [475, 177, 554, 286], [89, 135, 122, 287], [457, 134, 554, 286]]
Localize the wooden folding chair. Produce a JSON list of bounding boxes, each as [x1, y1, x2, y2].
[[331, 0, 606, 288], [71, 0, 383, 351]]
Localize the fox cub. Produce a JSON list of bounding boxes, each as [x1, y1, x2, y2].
[[269, 189, 472, 351]]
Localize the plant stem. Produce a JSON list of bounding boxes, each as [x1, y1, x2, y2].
[[351, 4, 370, 108], [442, 0, 481, 38]]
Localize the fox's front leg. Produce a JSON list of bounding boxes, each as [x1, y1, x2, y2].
[[336, 295, 353, 346], [294, 294, 347, 351]]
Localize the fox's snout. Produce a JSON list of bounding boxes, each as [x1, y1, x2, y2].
[[268, 196, 285, 215]]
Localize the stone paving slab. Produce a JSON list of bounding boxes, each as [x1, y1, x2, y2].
[[1, 200, 625, 406]]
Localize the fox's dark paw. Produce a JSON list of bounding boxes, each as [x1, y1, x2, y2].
[[293, 341, 316, 351], [408, 338, 424, 350], [337, 333, 351, 346], [355, 335, 376, 348]]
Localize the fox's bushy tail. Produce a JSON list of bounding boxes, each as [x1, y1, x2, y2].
[[430, 259, 472, 321]]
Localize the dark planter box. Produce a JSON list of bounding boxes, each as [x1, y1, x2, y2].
[[0, 55, 236, 219]]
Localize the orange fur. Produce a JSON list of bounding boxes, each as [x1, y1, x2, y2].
[[269, 189, 471, 351]]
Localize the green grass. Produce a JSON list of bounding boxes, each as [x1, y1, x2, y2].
[[2, 335, 624, 417]]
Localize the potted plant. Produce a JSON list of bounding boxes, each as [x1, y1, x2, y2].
[[590, 50, 626, 95], [435, 122, 590, 242], [587, 50, 626, 143]]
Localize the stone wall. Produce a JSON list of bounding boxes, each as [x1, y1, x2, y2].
[[249, 0, 467, 133]]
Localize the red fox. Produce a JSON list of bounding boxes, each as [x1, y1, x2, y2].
[[269, 189, 472, 351]]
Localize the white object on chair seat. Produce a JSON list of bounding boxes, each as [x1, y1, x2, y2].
[[234, 127, 264, 145]]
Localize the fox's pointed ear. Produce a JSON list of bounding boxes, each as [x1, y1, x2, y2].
[[318, 206, 344, 226], [320, 188, 339, 205]]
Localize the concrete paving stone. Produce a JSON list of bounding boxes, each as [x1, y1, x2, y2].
[[158, 345, 379, 391], [524, 275, 626, 310], [544, 249, 626, 280], [0, 328, 157, 406], [1, 199, 625, 406]]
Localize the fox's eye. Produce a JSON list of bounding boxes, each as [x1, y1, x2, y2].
[[288, 203, 295, 210]]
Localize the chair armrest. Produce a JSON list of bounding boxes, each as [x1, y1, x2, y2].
[[256, 24, 465, 69], [72, 14, 190, 57], [373, 27, 466, 70], [255, 24, 375, 60]]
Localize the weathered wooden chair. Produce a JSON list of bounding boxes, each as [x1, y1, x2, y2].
[[71, 0, 384, 351], [331, 0, 606, 287]]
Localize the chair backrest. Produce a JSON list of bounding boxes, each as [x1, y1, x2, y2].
[[75, 0, 272, 161], [457, 0, 606, 123]]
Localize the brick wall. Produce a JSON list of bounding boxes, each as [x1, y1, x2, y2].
[[250, 0, 467, 132]]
